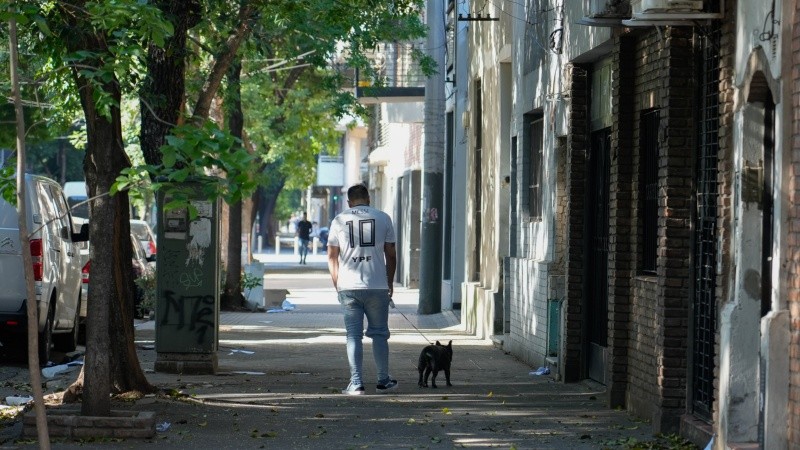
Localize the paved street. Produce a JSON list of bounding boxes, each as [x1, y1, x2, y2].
[[0, 249, 675, 449]]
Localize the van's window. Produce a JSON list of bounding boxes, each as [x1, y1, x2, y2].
[[46, 184, 71, 234], [67, 196, 89, 219], [37, 183, 57, 228]]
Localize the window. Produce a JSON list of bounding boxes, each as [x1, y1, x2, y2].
[[641, 109, 660, 274], [528, 117, 543, 220], [472, 80, 483, 281]]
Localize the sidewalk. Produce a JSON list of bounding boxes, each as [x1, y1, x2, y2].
[[1, 249, 666, 449]]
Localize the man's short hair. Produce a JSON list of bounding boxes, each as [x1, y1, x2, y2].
[[347, 184, 369, 202]]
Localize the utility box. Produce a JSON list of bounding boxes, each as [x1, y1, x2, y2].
[[154, 187, 220, 374]]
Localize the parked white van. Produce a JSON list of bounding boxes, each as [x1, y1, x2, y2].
[[0, 174, 88, 362]]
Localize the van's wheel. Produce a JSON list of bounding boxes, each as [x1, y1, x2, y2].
[[38, 312, 53, 365], [54, 297, 80, 352]]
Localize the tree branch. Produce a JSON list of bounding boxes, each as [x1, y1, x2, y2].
[[192, 3, 255, 121]]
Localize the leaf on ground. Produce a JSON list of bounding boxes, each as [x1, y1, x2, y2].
[[406, 418, 417, 425], [441, 408, 452, 415], [197, 421, 207, 427], [487, 391, 494, 397]]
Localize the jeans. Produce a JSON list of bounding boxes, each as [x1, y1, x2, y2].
[[299, 238, 310, 259], [337, 289, 392, 387]]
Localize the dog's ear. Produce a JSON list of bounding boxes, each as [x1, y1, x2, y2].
[[447, 340, 452, 347], [435, 340, 441, 345]]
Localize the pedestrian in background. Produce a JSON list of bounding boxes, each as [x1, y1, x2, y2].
[[296, 212, 312, 264], [326, 184, 398, 395]]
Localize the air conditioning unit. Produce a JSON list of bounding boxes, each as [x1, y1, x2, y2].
[[634, 0, 703, 14], [624, 0, 720, 26]]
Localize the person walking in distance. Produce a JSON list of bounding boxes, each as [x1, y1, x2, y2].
[[296, 212, 313, 264], [327, 184, 398, 395]]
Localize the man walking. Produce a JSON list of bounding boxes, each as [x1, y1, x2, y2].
[[327, 184, 397, 395], [296, 212, 313, 264]]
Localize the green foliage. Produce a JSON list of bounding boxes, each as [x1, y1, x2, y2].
[[134, 269, 156, 317], [115, 121, 264, 217], [0, 165, 15, 206], [240, 272, 263, 293], [274, 189, 302, 222]]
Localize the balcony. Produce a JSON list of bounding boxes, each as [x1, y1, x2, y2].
[[354, 42, 426, 104]]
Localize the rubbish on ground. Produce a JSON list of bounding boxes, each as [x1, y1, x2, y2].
[[42, 363, 75, 378], [267, 299, 296, 313], [229, 349, 255, 355], [156, 422, 171, 432], [5, 395, 33, 406], [139, 344, 155, 350], [530, 367, 550, 376], [232, 371, 266, 375]]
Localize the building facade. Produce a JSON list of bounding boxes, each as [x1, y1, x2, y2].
[[443, 0, 797, 447]]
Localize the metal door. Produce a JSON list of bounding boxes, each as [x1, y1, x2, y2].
[[587, 128, 610, 384], [691, 21, 720, 421]]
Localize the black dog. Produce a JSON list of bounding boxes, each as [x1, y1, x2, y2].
[[417, 340, 453, 388]]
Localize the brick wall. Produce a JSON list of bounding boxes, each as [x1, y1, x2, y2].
[[563, 65, 588, 383], [615, 26, 695, 433], [607, 34, 637, 409], [789, 0, 800, 445], [505, 258, 549, 366], [655, 26, 694, 433]]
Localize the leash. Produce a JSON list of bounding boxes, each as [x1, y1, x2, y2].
[[389, 300, 434, 344]]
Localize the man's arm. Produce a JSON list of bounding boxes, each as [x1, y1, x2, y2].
[[327, 244, 340, 291], [384, 242, 396, 297]]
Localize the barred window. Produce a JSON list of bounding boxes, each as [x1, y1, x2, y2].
[[528, 118, 543, 220], [641, 109, 660, 274]]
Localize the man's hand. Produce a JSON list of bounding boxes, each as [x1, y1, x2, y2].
[[327, 245, 340, 291]]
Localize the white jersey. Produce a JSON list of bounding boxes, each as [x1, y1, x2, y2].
[[328, 205, 396, 290]]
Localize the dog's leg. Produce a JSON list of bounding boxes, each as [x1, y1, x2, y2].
[[431, 368, 438, 388], [444, 367, 452, 387], [423, 366, 432, 387], [418, 366, 425, 387]]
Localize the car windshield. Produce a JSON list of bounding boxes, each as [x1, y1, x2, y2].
[[130, 223, 152, 240]]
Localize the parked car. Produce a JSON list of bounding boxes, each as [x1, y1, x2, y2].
[[79, 234, 155, 328], [0, 174, 89, 362], [130, 219, 156, 262]]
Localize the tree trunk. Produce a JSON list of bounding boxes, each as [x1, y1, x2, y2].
[[192, 4, 254, 122], [9, 16, 51, 447], [254, 166, 285, 247], [61, 7, 154, 413], [221, 60, 244, 311], [140, 0, 201, 166]]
